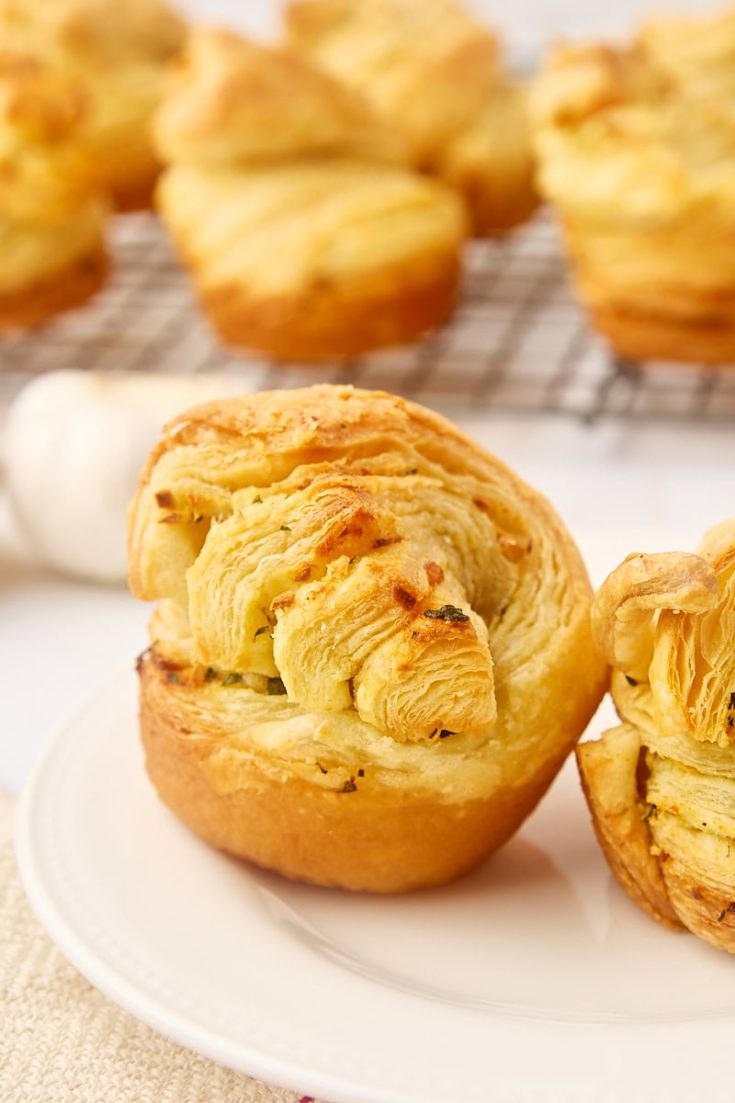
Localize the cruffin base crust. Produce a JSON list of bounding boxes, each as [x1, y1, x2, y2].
[[589, 304, 735, 366], [140, 652, 570, 893], [192, 251, 461, 361], [108, 170, 159, 214], [445, 165, 538, 238], [661, 861, 735, 953], [576, 735, 683, 932], [0, 243, 108, 330]]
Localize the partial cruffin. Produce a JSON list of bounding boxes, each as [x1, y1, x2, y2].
[[529, 10, 735, 364], [0, 0, 187, 210], [578, 520, 735, 951], [0, 48, 108, 328]]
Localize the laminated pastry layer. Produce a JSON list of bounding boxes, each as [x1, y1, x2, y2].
[[579, 520, 735, 951], [156, 161, 465, 301], [129, 385, 605, 803]]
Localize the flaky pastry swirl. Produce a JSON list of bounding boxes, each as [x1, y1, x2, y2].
[[578, 521, 735, 951], [128, 386, 606, 891]]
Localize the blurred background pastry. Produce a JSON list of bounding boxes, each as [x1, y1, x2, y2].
[[153, 29, 466, 360], [579, 520, 735, 952], [128, 385, 607, 892], [0, 50, 107, 329], [530, 10, 735, 364], [284, 0, 539, 236], [0, 0, 186, 211]]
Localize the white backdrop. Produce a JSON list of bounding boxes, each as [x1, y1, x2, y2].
[[175, 0, 718, 56]]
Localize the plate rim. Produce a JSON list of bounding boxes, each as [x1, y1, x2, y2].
[[15, 664, 420, 1103], [14, 664, 735, 1103]]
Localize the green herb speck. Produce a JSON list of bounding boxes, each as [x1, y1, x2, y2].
[[222, 672, 244, 686], [423, 605, 469, 623]]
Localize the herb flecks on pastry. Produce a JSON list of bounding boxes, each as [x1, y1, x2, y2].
[[128, 385, 607, 892], [579, 520, 735, 952]]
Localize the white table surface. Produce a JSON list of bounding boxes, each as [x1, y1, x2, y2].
[[2, 410, 729, 795]]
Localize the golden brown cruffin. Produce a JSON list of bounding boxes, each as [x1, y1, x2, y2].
[[578, 520, 735, 952], [153, 29, 466, 360], [127, 385, 607, 893], [638, 7, 735, 100], [0, 0, 186, 211], [434, 82, 539, 238], [530, 17, 735, 364], [0, 50, 107, 329], [153, 28, 406, 168], [284, 0, 538, 236]]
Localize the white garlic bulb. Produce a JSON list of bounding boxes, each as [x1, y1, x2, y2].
[[3, 370, 245, 583]]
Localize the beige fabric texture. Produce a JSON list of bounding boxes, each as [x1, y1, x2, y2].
[[0, 790, 320, 1103]]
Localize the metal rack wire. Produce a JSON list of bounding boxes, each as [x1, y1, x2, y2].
[[2, 211, 734, 421]]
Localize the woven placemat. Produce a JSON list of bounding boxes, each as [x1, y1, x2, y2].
[[0, 790, 321, 1103]]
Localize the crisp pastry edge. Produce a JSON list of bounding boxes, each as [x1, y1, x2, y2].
[[139, 649, 592, 892], [192, 248, 462, 360]]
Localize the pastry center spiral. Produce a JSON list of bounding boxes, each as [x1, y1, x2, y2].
[[185, 467, 515, 743], [128, 388, 594, 766]]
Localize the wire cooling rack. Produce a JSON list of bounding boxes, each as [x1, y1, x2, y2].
[[2, 211, 734, 421]]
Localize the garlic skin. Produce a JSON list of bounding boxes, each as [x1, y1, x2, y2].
[[4, 370, 244, 583]]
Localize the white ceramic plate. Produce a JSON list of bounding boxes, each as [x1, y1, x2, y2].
[[15, 666, 735, 1103]]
